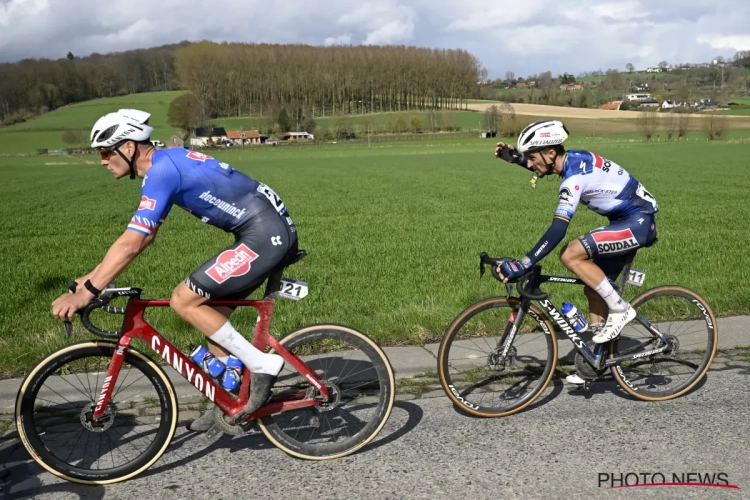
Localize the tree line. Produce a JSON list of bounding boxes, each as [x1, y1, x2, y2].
[[1, 41, 483, 129], [173, 42, 481, 122], [0, 43, 187, 125]]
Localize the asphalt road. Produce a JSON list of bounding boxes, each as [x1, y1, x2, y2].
[[2, 363, 748, 500]]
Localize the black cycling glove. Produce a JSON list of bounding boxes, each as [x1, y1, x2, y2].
[[498, 145, 529, 169]]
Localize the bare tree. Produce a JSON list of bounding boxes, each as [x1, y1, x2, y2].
[[702, 113, 729, 140], [604, 69, 625, 93], [483, 105, 502, 132], [662, 112, 677, 140], [658, 60, 669, 70], [626, 63, 635, 73], [61, 129, 83, 146], [332, 113, 351, 138], [168, 93, 206, 137], [505, 71, 515, 84], [677, 111, 692, 139], [410, 116, 423, 133], [636, 108, 659, 140]]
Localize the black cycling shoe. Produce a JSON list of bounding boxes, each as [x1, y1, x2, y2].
[[230, 373, 277, 425]]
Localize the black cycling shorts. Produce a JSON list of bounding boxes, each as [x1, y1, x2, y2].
[[184, 204, 298, 300], [578, 213, 658, 280]]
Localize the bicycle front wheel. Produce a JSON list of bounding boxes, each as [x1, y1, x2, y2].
[[259, 324, 395, 460], [610, 286, 718, 400], [15, 341, 178, 484], [438, 297, 557, 417]]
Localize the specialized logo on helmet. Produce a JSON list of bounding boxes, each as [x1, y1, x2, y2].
[[138, 196, 156, 210], [205, 244, 259, 284], [517, 120, 569, 153], [592, 228, 639, 254]]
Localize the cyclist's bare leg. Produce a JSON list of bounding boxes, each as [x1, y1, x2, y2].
[[560, 239, 608, 288], [561, 239, 635, 343], [170, 283, 233, 334], [170, 282, 283, 375], [560, 239, 627, 311], [173, 282, 283, 429], [584, 286, 608, 324]]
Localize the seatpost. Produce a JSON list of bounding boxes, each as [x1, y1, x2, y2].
[[614, 253, 636, 295], [262, 267, 284, 300]]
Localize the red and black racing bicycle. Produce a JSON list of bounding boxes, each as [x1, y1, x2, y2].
[[15, 249, 395, 484]]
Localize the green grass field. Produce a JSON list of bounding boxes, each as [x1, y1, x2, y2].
[[214, 110, 486, 135], [1, 138, 750, 377]]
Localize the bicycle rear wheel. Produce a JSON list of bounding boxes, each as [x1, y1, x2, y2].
[[610, 286, 718, 400], [437, 297, 557, 417], [259, 324, 395, 459], [15, 341, 178, 484]]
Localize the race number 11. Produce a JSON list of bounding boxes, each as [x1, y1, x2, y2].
[[626, 268, 646, 286]]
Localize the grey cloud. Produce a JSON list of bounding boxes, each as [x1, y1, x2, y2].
[[1, 0, 748, 77]]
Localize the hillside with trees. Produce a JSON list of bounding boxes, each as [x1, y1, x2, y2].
[[1, 41, 482, 129], [0, 43, 187, 126]]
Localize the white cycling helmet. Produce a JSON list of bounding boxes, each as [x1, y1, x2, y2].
[[516, 120, 569, 154], [90, 109, 154, 149]]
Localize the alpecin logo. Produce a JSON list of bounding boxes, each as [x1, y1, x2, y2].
[[138, 196, 156, 210], [205, 243, 259, 284], [598, 472, 739, 490]]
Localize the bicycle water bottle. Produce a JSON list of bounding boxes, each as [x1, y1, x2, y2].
[[221, 356, 244, 392], [561, 302, 588, 333], [189, 345, 226, 378]]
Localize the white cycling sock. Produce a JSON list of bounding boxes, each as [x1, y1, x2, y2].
[[210, 321, 284, 375], [595, 279, 627, 312]]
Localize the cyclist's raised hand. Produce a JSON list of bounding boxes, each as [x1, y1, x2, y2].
[[494, 141, 508, 159], [495, 142, 529, 168]]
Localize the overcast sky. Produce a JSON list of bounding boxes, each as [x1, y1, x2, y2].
[[2, 0, 749, 77]]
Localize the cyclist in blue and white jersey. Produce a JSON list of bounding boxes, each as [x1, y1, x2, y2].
[[51, 109, 297, 428], [494, 120, 659, 384]]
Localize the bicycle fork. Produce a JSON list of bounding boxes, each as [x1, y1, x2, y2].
[[491, 299, 531, 370], [91, 340, 132, 423]]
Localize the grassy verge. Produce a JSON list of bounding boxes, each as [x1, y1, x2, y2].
[[1, 138, 749, 377]]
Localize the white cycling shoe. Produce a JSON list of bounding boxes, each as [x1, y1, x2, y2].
[[565, 373, 586, 385], [593, 305, 636, 344]]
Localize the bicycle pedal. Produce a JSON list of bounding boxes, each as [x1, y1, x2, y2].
[[583, 380, 593, 391]]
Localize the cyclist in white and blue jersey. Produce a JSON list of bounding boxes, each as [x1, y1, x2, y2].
[[51, 109, 297, 428], [494, 120, 659, 384]]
